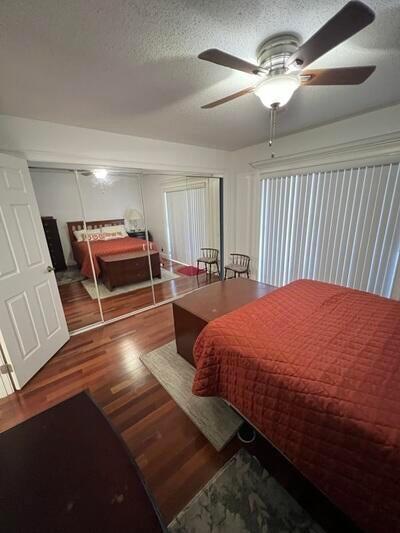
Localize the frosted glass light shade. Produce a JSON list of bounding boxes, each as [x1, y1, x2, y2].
[[93, 168, 108, 180], [124, 208, 143, 221], [255, 74, 300, 108]]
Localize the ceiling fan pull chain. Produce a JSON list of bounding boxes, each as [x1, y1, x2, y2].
[[268, 107, 274, 147], [268, 104, 278, 157]]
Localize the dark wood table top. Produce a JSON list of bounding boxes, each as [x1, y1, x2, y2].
[[99, 249, 159, 263], [0, 392, 165, 533], [174, 278, 276, 323]]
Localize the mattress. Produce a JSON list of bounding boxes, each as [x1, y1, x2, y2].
[[72, 237, 156, 278], [192, 280, 400, 532]]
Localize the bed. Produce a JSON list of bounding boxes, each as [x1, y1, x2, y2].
[[67, 219, 157, 279], [192, 279, 400, 533]]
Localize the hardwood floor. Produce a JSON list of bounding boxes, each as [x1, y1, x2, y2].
[[0, 292, 358, 532], [0, 303, 238, 526], [58, 259, 219, 331]]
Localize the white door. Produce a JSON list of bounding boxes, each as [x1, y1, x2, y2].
[[0, 153, 69, 389]]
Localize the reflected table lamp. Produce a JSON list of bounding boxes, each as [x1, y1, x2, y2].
[[124, 208, 143, 231]]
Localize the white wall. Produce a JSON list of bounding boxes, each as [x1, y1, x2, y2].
[[31, 170, 142, 265], [141, 175, 169, 255], [231, 103, 400, 174], [0, 115, 228, 174]]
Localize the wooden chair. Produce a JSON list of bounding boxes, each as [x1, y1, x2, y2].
[[224, 253, 250, 279], [197, 248, 220, 278]]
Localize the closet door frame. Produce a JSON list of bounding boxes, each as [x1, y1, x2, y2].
[[28, 163, 224, 336]]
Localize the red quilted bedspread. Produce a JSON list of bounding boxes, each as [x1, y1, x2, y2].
[[73, 237, 156, 278], [193, 280, 400, 532]]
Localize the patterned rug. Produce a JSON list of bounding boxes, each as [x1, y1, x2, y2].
[[81, 268, 180, 299], [168, 449, 325, 533], [56, 267, 85, 286], [177, 265, 206, 276]]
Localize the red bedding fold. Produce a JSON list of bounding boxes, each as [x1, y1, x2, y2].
[[193, 280, 400, 532], [73, 237, 157, 278]]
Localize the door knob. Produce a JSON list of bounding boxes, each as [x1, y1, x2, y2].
[[47, 265, 55, 272]]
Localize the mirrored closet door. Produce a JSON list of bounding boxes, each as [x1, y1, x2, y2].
[[31, 167, 222, 333], [77, 170, 156, 323], [30, 168, 103, 332], [141, 175, 221, 307]]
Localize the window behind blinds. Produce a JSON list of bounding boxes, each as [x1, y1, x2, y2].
[[164, 186, 207, 265], [258, 162, 400, 298]]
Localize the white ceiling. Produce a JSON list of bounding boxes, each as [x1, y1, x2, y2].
[[0, 0, 399, 151]]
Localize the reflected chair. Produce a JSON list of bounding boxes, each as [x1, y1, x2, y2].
[[197, 248, 220, 278], [224, 253, 250, 279]]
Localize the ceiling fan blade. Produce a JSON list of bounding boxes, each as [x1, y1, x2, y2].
[[301, 66, 376, 85], [287, 1, 375, 69], [201, 87, 255, 109], [198, 49, 265, 75]]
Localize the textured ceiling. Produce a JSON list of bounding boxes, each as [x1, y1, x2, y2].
[[0, 0, 399, 151]]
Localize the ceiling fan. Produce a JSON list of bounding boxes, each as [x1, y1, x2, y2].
[[198, 0, 376, 146]]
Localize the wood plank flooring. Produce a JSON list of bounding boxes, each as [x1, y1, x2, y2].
[[58, 259, 218, 331], [0, 303, 238, 526]]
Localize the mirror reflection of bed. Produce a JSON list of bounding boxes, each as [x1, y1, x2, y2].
[[31, 168, 222, 332], [57, 217, 218, 329]]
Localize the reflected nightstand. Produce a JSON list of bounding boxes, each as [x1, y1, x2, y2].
[[127, 230, 153, 241]]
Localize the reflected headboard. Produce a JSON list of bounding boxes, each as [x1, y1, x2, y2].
[[67, 218, 125, 245]]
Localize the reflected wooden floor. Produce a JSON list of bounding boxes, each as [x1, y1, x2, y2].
[[58, 259, 219, 331], [0, 303, 238, 525]]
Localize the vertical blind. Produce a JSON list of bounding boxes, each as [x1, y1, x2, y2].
[[258, 162, 400, 298], [165, 186, 207, 265]]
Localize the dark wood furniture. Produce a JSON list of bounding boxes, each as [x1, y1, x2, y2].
[[224, 253, 251, 279], [41, 216, 66, 271], [173, 278, 275, 366], [67, 218, 125, 264], [197, 247, 220, 278], [0, 392, 164, 533], [99, 250, 161, 291], [127, 229, 153, 241]]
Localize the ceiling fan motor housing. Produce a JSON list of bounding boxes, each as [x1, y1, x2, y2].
[[257, 34, 300, 74]]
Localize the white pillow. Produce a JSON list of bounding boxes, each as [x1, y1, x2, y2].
[[103, 232, 126, 240], [102, 224, 128, 237], [86, 233, 106, 241], [73, 228, 103, 242]]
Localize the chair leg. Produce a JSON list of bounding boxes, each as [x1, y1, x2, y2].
[[246, 270, 249, 278], [216, 261, 220, 278], [224, 267, 227, 280], [196, 261, 200, 277]]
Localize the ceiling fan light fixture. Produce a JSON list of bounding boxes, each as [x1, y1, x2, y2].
[[93, 168, 108, 180], [254, 74, 300, 108]]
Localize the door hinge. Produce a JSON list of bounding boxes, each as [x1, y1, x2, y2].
[[0, 363, 13, 374]]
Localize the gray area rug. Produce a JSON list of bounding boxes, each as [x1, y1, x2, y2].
[[169, 449, 326, 533], [140, 341, 242, 451], [56, 266, 85, 286], [81, 268, 179, 299]]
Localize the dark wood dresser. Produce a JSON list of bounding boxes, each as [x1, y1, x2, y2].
[[0, 392, 165, 532], [127, 230, 153, 241], [41, 216, 66, 272]]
